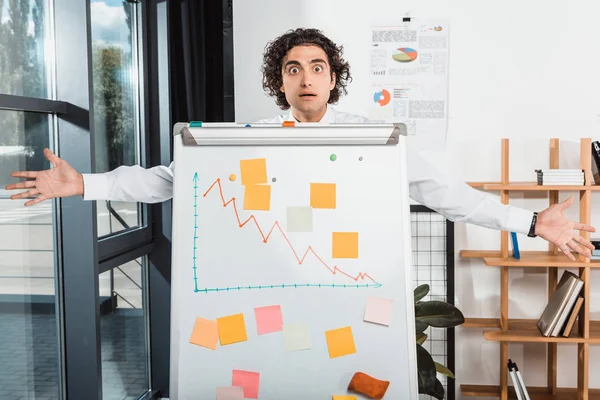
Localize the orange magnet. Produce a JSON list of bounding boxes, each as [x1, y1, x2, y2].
[[229, 174, 236, 182], [282, 121, 295, 127]]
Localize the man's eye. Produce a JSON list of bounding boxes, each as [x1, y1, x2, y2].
[[289, 67, 299, 74], [314, 65, 323, 72]]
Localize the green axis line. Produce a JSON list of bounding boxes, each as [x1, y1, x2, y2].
[[194, 282, 383, 293], [193, 173, 200, 292]]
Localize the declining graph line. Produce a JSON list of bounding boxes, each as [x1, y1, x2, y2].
[[192, 174, 381, 293]]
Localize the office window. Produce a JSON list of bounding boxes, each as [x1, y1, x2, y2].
[[90, 0, 143, 237], [0, 0, 52, 99], [99, 257, 149, 400], [0, 110, 59, 399]]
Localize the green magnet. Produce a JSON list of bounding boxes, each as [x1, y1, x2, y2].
[[330, 154, 337, 161]]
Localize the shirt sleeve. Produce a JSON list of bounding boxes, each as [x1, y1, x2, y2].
[[81, 162, 174, 203], [407, 150, 534, 234]]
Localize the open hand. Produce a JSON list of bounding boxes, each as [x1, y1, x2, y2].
[[5, 148, 84, 206], [535, 196, 596, 260]]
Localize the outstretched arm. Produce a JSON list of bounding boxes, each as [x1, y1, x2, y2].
[[6, 148, 174, 205], [407, 151, 594, 260]]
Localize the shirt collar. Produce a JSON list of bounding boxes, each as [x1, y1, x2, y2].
[[284, 105, 335, 123]]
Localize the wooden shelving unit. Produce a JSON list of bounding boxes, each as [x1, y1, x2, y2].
[[459, 138, 596, 400]]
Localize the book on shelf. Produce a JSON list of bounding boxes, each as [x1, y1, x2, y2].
[[537, 271, 584, 337], [535, 169, 584, 185], [562, 296, 584, 337], [592, 141, 600, 185]]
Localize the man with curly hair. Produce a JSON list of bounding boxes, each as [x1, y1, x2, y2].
[[5, 28, 595, 259], [256, 28, 366, 124]]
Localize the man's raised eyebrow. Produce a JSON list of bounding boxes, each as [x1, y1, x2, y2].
[[283, 58, 328, 68]]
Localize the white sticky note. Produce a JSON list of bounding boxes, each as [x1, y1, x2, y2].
[[286, 206, 313, 232], [216, 386, 244, 399], [283, 323, 312, 352], [364, 296, 393, 326]]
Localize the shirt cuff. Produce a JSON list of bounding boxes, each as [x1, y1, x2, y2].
[[81, 173, 109, 201], [506, 206, 535, 235]]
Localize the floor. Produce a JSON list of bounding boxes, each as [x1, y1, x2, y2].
[[0, 311, 148, 400]]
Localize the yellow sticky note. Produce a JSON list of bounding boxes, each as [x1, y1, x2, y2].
[[332, 396, 357, 400], [332, 232, 358, 259], [240, 158, 267, 185], [189, 317, 218, 350], [325, 326, 356, 358], [310, 183, 336, 209], [243, 184, 271, 211], [217, 313, 248, 346]]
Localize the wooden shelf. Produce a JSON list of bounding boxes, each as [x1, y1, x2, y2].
[[481, 321, 600, 344], [466, 181, 501, 188], [459, 138, 594, 396], [466, 181, 600, 191], [460, 250, 559, 259], [461, 384, 600, 399], [483, 252, 595, 267]]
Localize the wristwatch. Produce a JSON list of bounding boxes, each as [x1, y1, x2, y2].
[[527, 212, 538, 238]]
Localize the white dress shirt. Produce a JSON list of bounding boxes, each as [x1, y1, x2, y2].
[[82, 106, 534, 234]]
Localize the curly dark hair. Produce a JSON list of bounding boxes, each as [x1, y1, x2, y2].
[[261, 28, 352, 110]]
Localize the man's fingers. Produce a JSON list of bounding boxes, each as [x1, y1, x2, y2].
[[557, 196, 575, 211], [24, 194, 48, 207], [10, 189, 40, 200], [560, 244, 575, 261], [567, 239, 590, 258], [5, 180, 36, 190], [573, 222, 596, 233], [574, 235, 596, 251], [43, 148, 60, 166], [10, 171, 38, 179]]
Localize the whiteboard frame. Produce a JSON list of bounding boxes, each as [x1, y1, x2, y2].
[[168, 122, 419, 399]]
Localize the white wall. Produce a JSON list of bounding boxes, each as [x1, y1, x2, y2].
[[232, 0, 600, 397]]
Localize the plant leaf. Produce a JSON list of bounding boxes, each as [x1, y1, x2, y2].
[[416, 344, 436, 393], [415, 320, 429, 334], [427, 378, 445, 400], [435, 361, 456, 379], [414, 284, 429, 303], [415, 301, 465, 327], [416, 332, 428, 345]]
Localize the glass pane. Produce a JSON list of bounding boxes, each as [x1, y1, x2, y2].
[[0, 111, 59, 399], [99, 257, 149, 400], [90, 0, 143, 237], [0, 0, 51, 98]]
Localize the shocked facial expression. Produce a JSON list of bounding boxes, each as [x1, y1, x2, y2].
[[280, 45, 336, 121]]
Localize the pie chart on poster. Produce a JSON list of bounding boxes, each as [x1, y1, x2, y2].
[[373, 89, 391, 106], [392, 47, 418, 63]]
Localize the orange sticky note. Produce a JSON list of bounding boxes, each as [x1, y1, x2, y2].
[[244, 184, 271, 211], [217, 313, 248, 346], [189, 317, 218, 350], [332, 232, 358, 259], [325, 326, 356, 358], [310, 183, 336, 209], [332, 396, 357, 400], [240, 158, 267, 185]]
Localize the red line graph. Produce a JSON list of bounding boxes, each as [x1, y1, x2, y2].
[[202, 178, 376, 283]]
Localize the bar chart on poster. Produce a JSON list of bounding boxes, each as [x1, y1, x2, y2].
[[169, 122, 418, 399]]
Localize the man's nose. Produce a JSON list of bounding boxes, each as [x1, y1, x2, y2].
[[300, 73, 311, 86]]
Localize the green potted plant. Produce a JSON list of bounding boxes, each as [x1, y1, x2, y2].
[[414, 284, 464, 399]]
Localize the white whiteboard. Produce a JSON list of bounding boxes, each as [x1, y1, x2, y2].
[[169, 122, 418, 399]]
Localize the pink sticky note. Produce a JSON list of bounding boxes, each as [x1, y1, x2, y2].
[[254, 305, 283, 335], [216, 386, 244, 399], [232, 369, 260, 399], [364, 296, 393, 326]]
